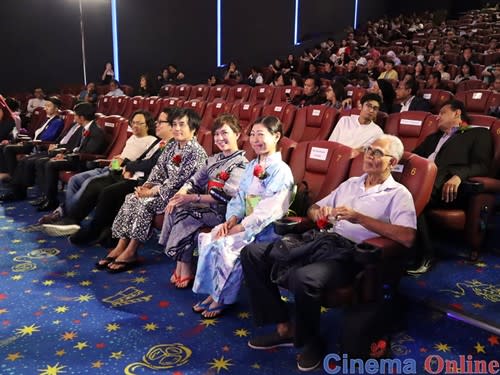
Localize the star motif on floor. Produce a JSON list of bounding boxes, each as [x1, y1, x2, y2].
[[434, 342, 451, 352], [200, 318, 218, 327], [11, 239, 21, 244], [11, 275, 23, 281], [37, 362, 67, 375], [237, 312, 250, 319], [488, 335, 499, 346], [110, 351, 124, 359], [6, 352, 23, 361], [132, 276, 147, 283], [68, 254, 80, 260], [280, 296, 289, 302], [472, 303, 484, 309], [475, 262, 487, 268], [234, 328, 249, 337], [143, 322, 158, 331], [0, 308, 8, 314], [92, 360, 104, 368], [177, 312, 185, 317], [106, 323, 120, 332], [251, 363, 261, 369], [52, 320, 61, 325], [54, 306, 69, 313], [166, 325, 175, 331], [79, 280, 92, 286], [73, 341, 89, 350], [474, 342, 486, 354], [74, 294, 93, 303], [61, 331, 77, 341], [208, 356, 233, 373], [64, 271, 77, 278], [55, 350, 66, 357], [42, 280, 55, 286], [15, 323, 40, 336], [320, 306, 329, 313]]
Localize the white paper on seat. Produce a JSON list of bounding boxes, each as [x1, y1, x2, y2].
[[237, 87, 242, 92], [104, 122, 115, 128], [191, 102, 197, 107], [285, 88, 291, 94], [216, 103, 222, 108], [133, 100, 138, 104], [217, 87, 222, 91], [347, 90, 353, 96], [310, 147, 329, 160], [400, 119, 422, 126], [393, 164, 404, 173], [274, 106, 282, 112], [472, 92, 483, 100], [243, 104, 250, 110], [259, 88, 265, 93], [423, 93, 432, 99], [180, 87, 185, 91], [312, 109, 321, 117]]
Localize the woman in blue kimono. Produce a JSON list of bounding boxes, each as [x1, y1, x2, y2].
[[160, 114, 248, 288], [192, 116, 294, 318]]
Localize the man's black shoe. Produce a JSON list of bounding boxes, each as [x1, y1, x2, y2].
[[37, 200, 59, 212], [69, 227, 99, 246], [0, 192, 26, 202], [248, 332, 294, 350], [31, 196, 48, 207], [297, 341, 325, 372], [407, 258, 433, 275]]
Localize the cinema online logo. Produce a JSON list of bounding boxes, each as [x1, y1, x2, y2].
[[323, 353, 500, 374]]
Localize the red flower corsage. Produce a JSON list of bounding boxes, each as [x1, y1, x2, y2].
[[172, 154, 182, 166], [316, 216, 334, 231], [158, 140, 166, 150], [216, 170, 230, 181], [83, 129, 90, 137], [253, 164, 268, 180]]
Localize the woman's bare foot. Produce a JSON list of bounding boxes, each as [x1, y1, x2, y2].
[[170, 262, 182, 284], [96, 239, 129, 267], [192, 295, 213, 313], [201, 299, 226, 319], [175, 261, 193, 288]]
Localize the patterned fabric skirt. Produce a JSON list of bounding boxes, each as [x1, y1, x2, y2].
[[111, 193, 166, 242], [159, 203, 225, 263]]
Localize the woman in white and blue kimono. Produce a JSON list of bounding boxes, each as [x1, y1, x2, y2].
[[192, 116, 294, 319], [104, 108, 207, 273], [160, 114, 248, 289]]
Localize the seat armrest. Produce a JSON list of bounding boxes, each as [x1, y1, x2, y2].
[[273, 216, 314, 235], [353, 243, 381, 264], [460, 180, 484, 194], [362, 237, 407, 259], [75, 153, 106, 162], [469, 176, 500, 192]]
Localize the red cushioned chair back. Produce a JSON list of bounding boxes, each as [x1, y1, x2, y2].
[[385, 111, 433, 151], [230, 102, 263, 132], [122, 96, 144, 119], [289, 140, 352, 203], [226, 85, 252, 103], [271, 86, 303, 104], [188, 84, 210, 101], [421, 89, 454, 114], [174, 84, 192, 99], [248, 85, 274, 105], [142, 96, 161, 119], [183, 99, 207, 118], [159, 84, 176, 97], [289, 106, 338, 142], [200, 100, 232, 130], [27, 107, 47, 138], [261, 103, 296, 136], [207, 85, 230, 102]]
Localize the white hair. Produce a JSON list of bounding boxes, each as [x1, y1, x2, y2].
[[375, 134, 404, 162]]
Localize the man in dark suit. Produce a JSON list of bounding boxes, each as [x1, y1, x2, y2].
[[291, 77, 326, 107], [0, 121, 83, 202], [1, 96, 64, 177], [393, 79, 431, 113], [408, 100, 492, 274], [37, 102, 107, 211]]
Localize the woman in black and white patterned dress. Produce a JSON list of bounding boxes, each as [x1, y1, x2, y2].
[[104, 108, 207, 273]]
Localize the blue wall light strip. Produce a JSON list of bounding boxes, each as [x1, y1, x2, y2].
[[294, 0, 300, 45], [217, 0, 222, 67], [353, 0, 359, 30], [111, 0, 120, 81]]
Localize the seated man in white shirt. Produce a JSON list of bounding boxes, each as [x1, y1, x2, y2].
[[328, 93, 384, 157], [106, 80, 125, 97], [242, 134, 416, 372]]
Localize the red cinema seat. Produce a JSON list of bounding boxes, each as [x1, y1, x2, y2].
[[188, 84, 210, 101], [289, 106, 338, 142], [271, 86, 303, 104], [122, 96, 144, 119], [248, 85, 274, 105], [227, 85, 252, 104], [207, 85, 230, 102], [183, 99, 207, 118], [455, 90, 492, 114], [261, 103, 297, 136], [200, 100, 232, 130], [142, 96, 161, 119], [384, 111, 438, 151], [174, 84, 192, 100], [230, 102, 263, 131], [421, 89, 454, 114]]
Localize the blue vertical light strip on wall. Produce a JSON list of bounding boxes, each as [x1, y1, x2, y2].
[[111, 0, 120, 80], [353, 0, 359, 29], [294, 0, 300, 45], [217, 0, 222, 67]]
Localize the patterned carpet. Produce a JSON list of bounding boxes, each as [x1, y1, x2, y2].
[[0, 196, 499, 374]]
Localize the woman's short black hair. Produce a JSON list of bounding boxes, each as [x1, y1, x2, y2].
[[251, 116, 283, 140], [172, 108, 201, 134]]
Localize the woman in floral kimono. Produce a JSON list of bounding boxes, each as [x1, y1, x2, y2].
[[103, 108, 207, 273], [192, 116, 294, 318], [160, 114, 248, 288]]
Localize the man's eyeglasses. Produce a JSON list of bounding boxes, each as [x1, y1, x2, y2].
[[363, 146, 393, 159], [363, 103, 380, 111], [155, 120, 170, 126], [131, 121, 146, 126]]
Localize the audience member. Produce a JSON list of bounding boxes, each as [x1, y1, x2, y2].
[[161, 114, 248, 289], [223, 62, 242, 83], [78, 82, 98, 104], [192, 116, 294, 318], [105, 108, 207, 273], [393, 79, 431, 112], [101, 62, 115, 84], [242, 134, 416, 372], [106, 80, 124, 97], [26, 88, 46, 118], [137, 74, 154, 97], [291, 77, 325, 107], [369, 78, 396, 113], [378, 59, 398, 81], [454, 62, 478, 83], [323, 81, 347, 110]]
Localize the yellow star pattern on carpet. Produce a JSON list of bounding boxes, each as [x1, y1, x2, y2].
[[92, 360, 104, 368], [61, 331, 77, 341], [74, 294, 93, 303], [54, 306, 69, 313], [15, 324, 40, 336], [474, 342, 486, 354], [11, 275, 23, 281], [64, 271, 77, 278], [79, 280, 92, 286], [6, 352, 23, 361], [68, 254, 80, 259], [55, 350, 66, 357], [234, 328, 249, 337], [110, 351, 124, 359], [434, 342, 452, 352], [74, 341, 89, 350], [238, 312, 250, 319], [132, 277, 147, 283], [320, 306, 329, 313], [0, 308, 8, 314], [166, 325, 175, 331], [251, 363, 261, 369], [143, 323, 158, 331], [43, 280, 55, 286], [37, 362, 66, 375], [209, 356, 233, 373], [472, 303, 484, 309], [52, 320, 61, 325], [106, 323, 120, 332], [200, 319, 218, 327]]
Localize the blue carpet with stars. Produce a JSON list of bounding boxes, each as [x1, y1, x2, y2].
[[0, 196, 499, 375]]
